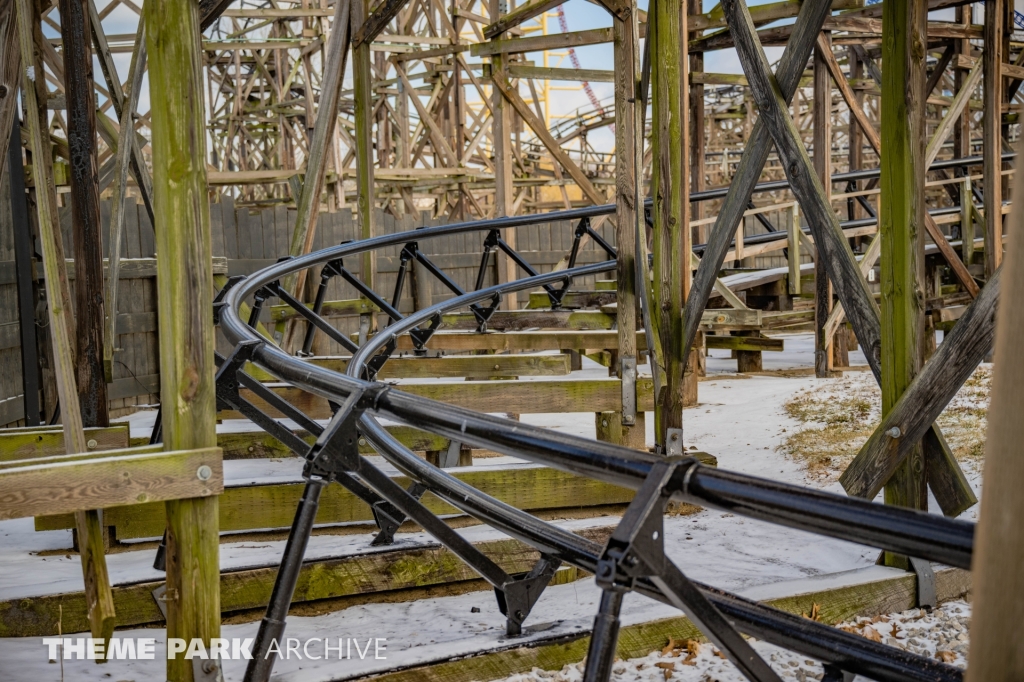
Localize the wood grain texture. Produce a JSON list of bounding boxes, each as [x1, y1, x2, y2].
[[38, 465, 634, 539], [358, 567, 970, 682], [242, 353, 571, 381], [0, 424, 128, 461], [841, 269, 998, 501], [145, 0, 221, 672], [682, 0, 831, 369], [0, 532, 603, 637], [0, 447, 222, 520]]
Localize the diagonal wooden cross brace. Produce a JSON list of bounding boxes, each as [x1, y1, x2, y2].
[[682, 0, 834, 364], [721, 0, 975, 516], [841, 268, 999, 502]]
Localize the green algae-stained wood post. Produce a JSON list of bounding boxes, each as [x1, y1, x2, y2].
[[613, 3, 640, 439], [14, 0, 117, 651], [879, 0, 927, 567], [144, 0, 221, 677], [649, 0, 688, 445]]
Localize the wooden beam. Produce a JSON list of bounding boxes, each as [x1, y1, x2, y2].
[[0, 447, 222, 520], [39, 465, 636, 540], [813, 31, 834, 378], [0, 424, 129, 461], [353, 0, 377, 305], [484, 0, 565, 39], [144, 0, 221, 672], [0, 533, 596, 637], [878, 0, 929, 554], [391, 329, 783, 353], [506, 64, 614, 82], [613, 4, 640, 431], [280, 0, 352, 351], [982, 0, 1004, 277], [968, 157, 1024, 678], [471, 27, 614, 57], [240, 353, 573, 381], [356, 566, 970, 682], [840, 269, 997, 504], [104, 17, 147, 383], [491, 76, 605, 206], [15, 0, 116, 650], [682, 0, 832, 371], [925, 61, 982, 168], [234, 377, 656, 419], [352, 0, 409, 47], [489, 0, 517, 311]]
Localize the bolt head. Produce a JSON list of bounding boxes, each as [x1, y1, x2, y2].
[[86, 439, 98, 450], [887, 426, 902, 439], [197, 465, 213, 481]]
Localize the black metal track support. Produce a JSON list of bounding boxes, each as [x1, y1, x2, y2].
[[300, 260, 342, 356], [337, 262, 404, 322], [271, 282, 360, 354], [475, 232, 498, 292], [9, 117, 41, 426], [584, 458, 781, 682]]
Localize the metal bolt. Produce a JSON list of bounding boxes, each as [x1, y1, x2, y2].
[[601, 419, 608, 427], [670, 433, 679, 441], [359, 438, 367, 446], [86, 439, 98, 450], [599, 563, 613, 578], [652, 530, 659, 540], [887, 427, 902, 439], [196, 465, 213, 481], [494, 364, 500, 370]]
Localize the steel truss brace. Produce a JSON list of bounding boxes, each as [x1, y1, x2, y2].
[[243, 374, 561, 682], [584, 457, 782, 682]]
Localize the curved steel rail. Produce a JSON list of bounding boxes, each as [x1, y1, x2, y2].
[[216, 201, 973, 682]]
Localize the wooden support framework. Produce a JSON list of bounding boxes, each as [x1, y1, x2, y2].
[[144, 0, 221, 676]]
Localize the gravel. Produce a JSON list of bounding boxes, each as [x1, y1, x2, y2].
[[493, 600, 971, 682]]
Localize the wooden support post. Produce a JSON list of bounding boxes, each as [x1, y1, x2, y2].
[[880, 0, 927, 565], [352, 0, 376, 304], [689, 0, 706, 241], [144, 0, 221, 676], [104, 17, 146, 383], [281, 0, 352, 350], [848, 47, 864, 221], [966, 155, 1024, 682], [787, 203, 801, 295], [681, 0, 832, 369], [813, 31, 834, 379], [650, 0, 688, 445], [488, 0, 518, 311], [983, 0, 1004, 277], [954, 4, 974, 267], [15, 0, 115, 650], [613, 2, 639, 433], [596, 410, 646, 450]]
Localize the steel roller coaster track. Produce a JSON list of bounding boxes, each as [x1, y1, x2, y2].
[[212, 159, 989, 682]]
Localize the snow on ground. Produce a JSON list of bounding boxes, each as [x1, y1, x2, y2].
[[498, 600, 972, 682], [0, 332, 980, 681]]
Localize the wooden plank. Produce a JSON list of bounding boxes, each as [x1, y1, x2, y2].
[[269, 297, 380, 322], [391, 329, 783, 353], [358, 567, 971, 682], [484, 0, 565, 38], [505, 64, 614, 82], [471, 27, 614, 57], [216, 424, 449, 459], [37, 465, 635, 539], [0, 447, 222, 520], [0, 425, 129, 461], [814, 31, 834, 378], [241, 353, 572, 381], [0, 533, 601, 637], [231, 377, 656, 419], [526, 290, 617, 309], [840, 269, 998, 504], [437, 309, 616, 331]]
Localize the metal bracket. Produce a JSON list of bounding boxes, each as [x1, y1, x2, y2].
[[620, 355, 637, 425], [215, 340, 261, 412], [364, 335, 398, 381], [304, 385, 387, 480], [371, 483, 427, 546], [442, 440, 464, 468], [665, 428, 684, 456], [495, 554, 562, 636], [151, 583, 169, 619], [471, 293, 502, 332], [212, 275, 245, 326], [410, 313, 442, 351], [909, 556, 937, 609]]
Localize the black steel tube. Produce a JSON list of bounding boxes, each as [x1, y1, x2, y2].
[[300, 272, 333, 356], [582, 590, 624, 682], [245, 479, 325, 682]]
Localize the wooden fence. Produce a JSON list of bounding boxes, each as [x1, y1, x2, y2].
[[0, 186, 795, 427]]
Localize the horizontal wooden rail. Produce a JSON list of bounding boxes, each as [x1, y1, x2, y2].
[[2, 447, 222, 521]]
